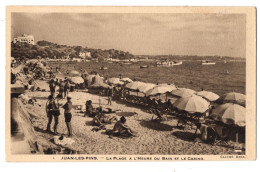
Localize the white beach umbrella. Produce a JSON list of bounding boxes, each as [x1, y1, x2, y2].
[[173, 95, 210, 114], [108, 77, 124, 85], [218, 92, 245, 106], [170, 88, 196, 97], [196, 91, 219, 102], [137, 83, 156, 93], [210, 103, 246, 127]]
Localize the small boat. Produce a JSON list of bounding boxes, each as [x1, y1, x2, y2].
[[201, 60, 216, 65], [156, 60, 182, 67], [100, 66, 108, 70], [140, 65, 149, 69]]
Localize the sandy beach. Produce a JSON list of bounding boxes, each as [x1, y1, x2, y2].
[[25, 80, 244, 155]]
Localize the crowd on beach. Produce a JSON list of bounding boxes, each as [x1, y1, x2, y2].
[[11, 58, 246, 147]]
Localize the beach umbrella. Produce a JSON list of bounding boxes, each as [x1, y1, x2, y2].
[[137, 83, 156, 93], [84, 74, 96, 84], [125, 81, 146, 91], [218, 92, 245, 106], [68, 70, 80, 77], [145, 85, 175, 96], [108, 77, 124, 85], [93, 75, 104, 84], [196, 91, 219, 102], [120, 77, 132, 83], [170, 88, 196, 97], [90, 82, 112, 89], [55, 73, 65, 80], [70, 76, 84, 84], [173, 95, 210, 113], [210, 103, 245, 127], [81, 71, 89, 78]]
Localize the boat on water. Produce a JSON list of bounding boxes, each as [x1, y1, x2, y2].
[[201, 60, 216, 65], [156, 60, 182, 67], [140, 65, 149, 69], [100, 66, 108, 70]]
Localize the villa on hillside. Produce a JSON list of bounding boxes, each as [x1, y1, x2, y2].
[[79, 51, 92, 58], [14, 34, 35, 45]]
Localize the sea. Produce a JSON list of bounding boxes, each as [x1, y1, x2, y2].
[[48, 60, 246, 96]]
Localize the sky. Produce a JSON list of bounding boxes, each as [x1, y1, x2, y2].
[[11, 13, 246, 57]]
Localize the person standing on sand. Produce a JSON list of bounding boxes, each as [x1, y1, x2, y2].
[[55, 78, 59, 87], [64, 80, 70, 98], [59, 79, 65, 98], [62, 95, 73, 137], [53, 94, 62, 134], [49, 79, 56, 97], [107, 88, 113, 105], [46, 95, 60, 134]]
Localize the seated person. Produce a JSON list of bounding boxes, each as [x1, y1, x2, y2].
[[85, 100, 97, 117], [106, 116, 138, 137], [165, 99, 172, 110], [151, 98, 158, 109], [151, 108, 163, 120]]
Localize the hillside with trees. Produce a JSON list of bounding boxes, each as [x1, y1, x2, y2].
[[11, 40, 135, 60]]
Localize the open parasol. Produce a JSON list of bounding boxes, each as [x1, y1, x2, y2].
[[69, 76, 84, 84], [125, 81, 146, 91], [218, 92, 245, 106], [196, 91, 219, 102], [146, 85, 176, 96], [210, 103, 245, 127], [169, 88, 196, 98], [173, 95, 210, 113], [137, 83, 156, 93], [120, 77, 133, 83], [90, 82, 112, 89], [108, 77, 124, 85], [68, 70, 80, 77]]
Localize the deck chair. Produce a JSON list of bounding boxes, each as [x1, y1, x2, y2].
[[151, 109, 167, 121], [199, 124, 230, 145], [211, 125, 230, 145], [176, 115, 194, 130]]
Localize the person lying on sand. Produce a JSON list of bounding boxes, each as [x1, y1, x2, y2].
[[92, 108, 118, 127], [106, 116, 138, 138]]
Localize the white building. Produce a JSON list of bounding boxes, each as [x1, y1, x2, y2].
[[14, 34, 35, 45], [79, 51, 91, 58]]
